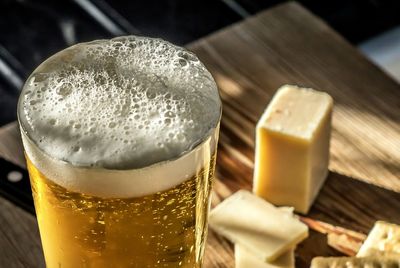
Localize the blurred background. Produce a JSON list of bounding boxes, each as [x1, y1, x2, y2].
[[1, 0, 400, 213]]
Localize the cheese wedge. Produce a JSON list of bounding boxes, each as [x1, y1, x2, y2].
[[235, 245, 295, 268], [311, 256, 400, 268], [358, 221, 400, 258], [253, 85, 333, 214], [209, 190, 308, 262]]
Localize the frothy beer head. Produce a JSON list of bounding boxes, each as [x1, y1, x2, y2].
[[18, 36, 221, 198]]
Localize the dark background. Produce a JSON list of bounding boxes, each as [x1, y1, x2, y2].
[[2, 0, 400, 125], [0, 0, 400, 212]]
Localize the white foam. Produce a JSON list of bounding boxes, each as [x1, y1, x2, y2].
[[18, 36, 221, 198]]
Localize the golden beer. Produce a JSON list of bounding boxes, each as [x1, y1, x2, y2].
[[18, 36, 221, 267], [27, 154, 215, 267]]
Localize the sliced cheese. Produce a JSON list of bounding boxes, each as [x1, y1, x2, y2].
[[209, 190, 308, 262], [235, 245, 295, 268], [253, 85, 333, 214], [235, 206, 296, 268], [311, 256, 400, 268], [358, 221, 400, 258]]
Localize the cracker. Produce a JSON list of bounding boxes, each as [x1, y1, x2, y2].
[[358, 221, 400, 258], [311, 256, 400, 268]]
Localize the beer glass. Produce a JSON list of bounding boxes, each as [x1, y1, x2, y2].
[[17, 36, 221, 267]]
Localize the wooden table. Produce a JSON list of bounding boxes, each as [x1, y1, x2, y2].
[[1, 2, 399, 267]]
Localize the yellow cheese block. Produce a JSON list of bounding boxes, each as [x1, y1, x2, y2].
[[235, 245, 295, 268], [357, 221, 400, 258], [209, 190, 308, 262], [253, 85, 333, 214]]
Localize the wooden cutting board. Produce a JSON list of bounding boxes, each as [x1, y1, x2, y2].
[[186, 2, 400, 267], [0, 2, 399, 268]]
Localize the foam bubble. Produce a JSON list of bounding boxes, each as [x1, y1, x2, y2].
[[18, 36, 221, 197]]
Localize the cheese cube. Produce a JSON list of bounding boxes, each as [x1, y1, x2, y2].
[[357, 221, 400, 258], [253, 85, 333, 214], [311, 257, 400, 268], [235, 245, 295, 268], [209, 190, 308, 262]]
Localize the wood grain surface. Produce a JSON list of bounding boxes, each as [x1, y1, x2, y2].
[[188, 2, 400, 191], [0, 197, 44, 268], [0, 2, 399, 268], [187, 2, 400, 267]]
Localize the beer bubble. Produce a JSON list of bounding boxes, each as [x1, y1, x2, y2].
[[178, 58, 187, 67], [32, 73, 48, 83], [56, 84, 72, 96], [164, 111, 175, 118]]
